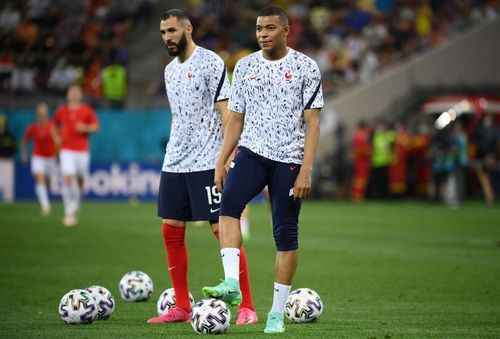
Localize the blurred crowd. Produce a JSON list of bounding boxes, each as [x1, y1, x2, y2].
[[1, 0, 499, 107], [0, 0, 155, 107], [347, 112, 500, 207], [183, 0, 499, 96]]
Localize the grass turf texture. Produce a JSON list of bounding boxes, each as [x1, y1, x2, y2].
[[0, 201, 499, 338]]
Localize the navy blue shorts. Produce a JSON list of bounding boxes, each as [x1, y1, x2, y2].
[[158, 170, 221, 222], [221, 147, 302, 250]]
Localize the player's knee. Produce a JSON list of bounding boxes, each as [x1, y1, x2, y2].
[[63, 175, 74, 186], [220, 191, 245, 219], [273, 223, 298, 251]]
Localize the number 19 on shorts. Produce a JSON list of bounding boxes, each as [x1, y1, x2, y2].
[[205, 186, 221, 205]]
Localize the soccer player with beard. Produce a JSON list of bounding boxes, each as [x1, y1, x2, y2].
[[146, 9, 257, 325], [21, 103, 60, 216], [202, 6, 324, 334]]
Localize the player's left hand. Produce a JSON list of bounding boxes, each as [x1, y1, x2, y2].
[[214, 161, 227, 193], [293, 170, 312, 200]]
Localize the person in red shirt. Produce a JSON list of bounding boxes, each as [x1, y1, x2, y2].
[[53, 84, 99, 227], [21, 103, 59, 215], [389, 123, 411, 197], [351, 120, 372, 202]]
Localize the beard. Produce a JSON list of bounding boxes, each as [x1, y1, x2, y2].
[[166, 33, 187, 56]]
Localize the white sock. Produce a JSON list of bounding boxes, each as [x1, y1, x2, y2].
[[61, 184, 72, 216], [70, 182, 81, 215], [35, 183, 50, 211], [270, 282, 291, 314], [221, 248, 240, 281]]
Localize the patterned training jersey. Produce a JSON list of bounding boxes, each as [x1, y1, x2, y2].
[[162, 46, 230, 172], [228, 48, 324, 164]]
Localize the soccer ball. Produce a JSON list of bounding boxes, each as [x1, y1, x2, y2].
[[85, 285, 115, 320], [190, 298, 231, 334], [119, 271, 153, 302], [285, 288, 324, 323], [157, 288, 195, 316], [59, 289, 98, 324]]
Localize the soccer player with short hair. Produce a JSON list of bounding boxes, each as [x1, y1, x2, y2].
[[53, 84, 99, 227], [21, 103, 59, 216], [146, 9, 257, 325], [202, 6, 323, 334]]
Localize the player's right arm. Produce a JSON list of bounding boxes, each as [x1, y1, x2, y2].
[[214, 111, 244, 193]]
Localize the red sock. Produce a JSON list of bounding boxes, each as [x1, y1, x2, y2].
[[163, 223, 191, 312], [213, 231, 255, 311]]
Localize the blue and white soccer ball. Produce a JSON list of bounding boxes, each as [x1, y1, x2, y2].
[[190, 298, 231, 334], [58, 289, 98, 324], [85, 285, 115, 320], [119, 271, 153, 302], [157, 287, 195, 316], [285, 288, 324, 323]]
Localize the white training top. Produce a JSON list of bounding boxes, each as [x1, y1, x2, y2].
[[228, 48, 324, 164], [162, 46, 230, 172]]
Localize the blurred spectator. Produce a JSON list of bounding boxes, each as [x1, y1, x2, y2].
[[82, 53, 103, 105], [471, 113, 499, 205], [369, 119, 395, 199], [345, 2, 371, 32], [451, 120, 468, 205], [0, 114, 16, 202], [11, 57, 36, 93], [101, 56, 127, 109], [415, 0, 433, 38], [430, 130, 456, 206], [389, 122, 411, 197], [470, 1, 499, 22], [351, 120, 372, 202], [0, 2, 21, 32], [48, 57, 80, 93], [15, 17, 38, 47], [0, 50, 14, 91], [408, 123, 432, 198]]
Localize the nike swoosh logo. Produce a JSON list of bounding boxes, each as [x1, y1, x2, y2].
[[210, 208, 220, 213], [290, 165, 297, 171], [168, 266, 176, 271], [274, 288, 279, 292]]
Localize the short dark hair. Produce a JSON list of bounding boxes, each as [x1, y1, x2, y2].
[[257, 6, 288, 25], [161, 9, 190, 23]]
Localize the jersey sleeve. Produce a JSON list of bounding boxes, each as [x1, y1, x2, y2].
[[207, 54, 230, 103], [228, 60, 245, 114], [303, 60, 324, 110], [85, 105, 99, 125]]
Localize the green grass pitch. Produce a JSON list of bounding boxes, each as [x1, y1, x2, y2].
[[0, 201, 499, 338]]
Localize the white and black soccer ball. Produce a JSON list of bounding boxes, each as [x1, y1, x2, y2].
[[157, 287, 195, 316], [285, 288, 324, 323], [119, 271, 153, 302], [190, 298, 231, 334], [85, 285, 115, 320], [59, 289, 98, 324]]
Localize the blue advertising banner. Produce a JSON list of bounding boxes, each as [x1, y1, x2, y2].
[[16, 161, 162, 201]]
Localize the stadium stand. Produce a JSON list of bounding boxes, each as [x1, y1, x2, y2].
[[0, 0, 498, 108]]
